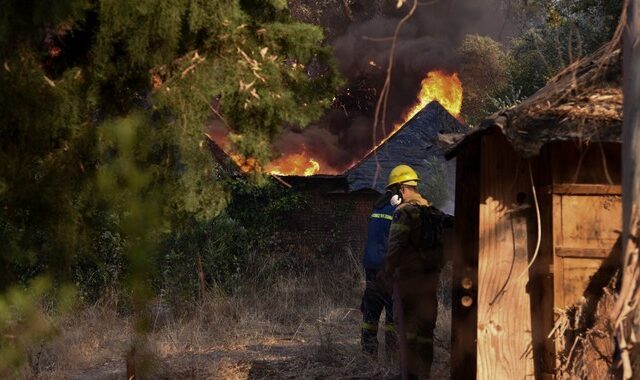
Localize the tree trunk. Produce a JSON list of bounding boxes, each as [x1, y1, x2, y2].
[[615, 0, 640, 378]]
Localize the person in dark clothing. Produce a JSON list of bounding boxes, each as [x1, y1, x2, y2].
[[361, 190, 398, 357], [382, 164, 452, 379]]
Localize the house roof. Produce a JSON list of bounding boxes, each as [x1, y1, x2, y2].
[[446, 36, 622, 159], [344, 101, 467, 193]]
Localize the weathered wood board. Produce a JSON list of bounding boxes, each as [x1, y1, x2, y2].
[[553, 192, 621, 308], [552, 186, 621, 378], [477, 134, 534, 379], [550, 143, 621, 185]]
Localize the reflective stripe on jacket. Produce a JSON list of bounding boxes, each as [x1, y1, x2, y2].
[[362, 203, 395, 270]]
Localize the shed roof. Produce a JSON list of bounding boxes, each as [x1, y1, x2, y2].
[[446, 37, 622, 159]]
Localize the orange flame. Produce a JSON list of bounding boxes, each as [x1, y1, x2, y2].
[[266, 152, 322, 176], [208, 130, 326, 176], [401, 70, 463, 123], [229, 152, 260, 173]]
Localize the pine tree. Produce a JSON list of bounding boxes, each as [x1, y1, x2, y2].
[[0, 0, 342, 372]]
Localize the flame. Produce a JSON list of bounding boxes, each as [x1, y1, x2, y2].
[[208, 129, 325, 176], [229, 152, 260, 173], [266, 152, 321, 176], [401, 70, 463, 122]]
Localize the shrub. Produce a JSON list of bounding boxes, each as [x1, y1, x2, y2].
[[157, 179, 310, 303]]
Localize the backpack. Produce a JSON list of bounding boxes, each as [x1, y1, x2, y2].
[[418, 206, 454, 269]]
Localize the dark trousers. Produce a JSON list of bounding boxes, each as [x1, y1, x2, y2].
[[361, 268, 396, 356], [398, 271, 439, 378]]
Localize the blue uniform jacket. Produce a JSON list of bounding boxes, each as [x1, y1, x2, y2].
[[362, 203, 396, 270]]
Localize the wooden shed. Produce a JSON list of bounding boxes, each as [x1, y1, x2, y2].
[[446, 39, 622, 379]]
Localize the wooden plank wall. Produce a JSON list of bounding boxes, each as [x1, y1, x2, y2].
[[552, 193, 622, 308], [548, 142, 621, 377], [451, 137, 480, 379], [477, 133, 535, 379]]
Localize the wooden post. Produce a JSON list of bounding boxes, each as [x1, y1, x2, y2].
[[615, 0, 640, 377], [622, 0, 640, 270], [451, 138, 480, 379]]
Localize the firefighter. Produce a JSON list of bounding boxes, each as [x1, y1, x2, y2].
[[360, 189, 398, 357], [382, 164, 450, 379]]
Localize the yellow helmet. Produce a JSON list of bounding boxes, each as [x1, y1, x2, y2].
[[387, 164, 420, 188]]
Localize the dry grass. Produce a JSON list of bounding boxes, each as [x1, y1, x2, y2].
[[550, 277, 618, 380], [19, 254, 452, 379], [22, 297, 132, 379]]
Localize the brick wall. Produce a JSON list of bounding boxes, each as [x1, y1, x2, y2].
[[283, 191, 379, 263]]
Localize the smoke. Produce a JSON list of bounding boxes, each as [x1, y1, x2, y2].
[[272, 0, 515, 173]]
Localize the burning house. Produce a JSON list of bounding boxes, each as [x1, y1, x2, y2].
[[446, 38, 622, 379], [207, 99, 466, 259], [206, 68, 466, 259]]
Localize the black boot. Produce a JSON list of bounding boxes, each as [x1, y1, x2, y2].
[[361, 327, 378, 355]]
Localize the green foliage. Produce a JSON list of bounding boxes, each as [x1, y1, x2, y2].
[[159, 180, 310, 302], [0, 0, 341, 284], [488, 83, 525, 111], [328, 200, 354, 249], [0, 0, 342, 372], [419, 157, 449, 210], [507, 0, 622, 97], [159, 215, 249, 299], [97, 115, 171, 325], [94, 115, 175, 375], [225, 179, 309, 232], [0, 56, 94, 289], [458, 34, 510, 124], [0, 1, 90, 54], [151, 0, 344, 167], [72, 212, 126, 303], [458, 0, 622, 122]]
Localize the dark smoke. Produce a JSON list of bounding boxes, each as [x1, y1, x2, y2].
[[272, 0, 516, 173]]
